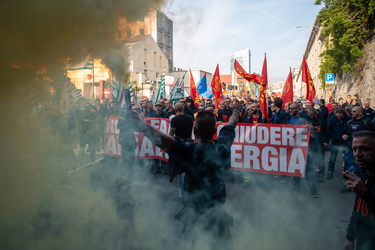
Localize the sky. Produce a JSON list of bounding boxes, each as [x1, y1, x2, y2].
[[162, 0, 323, 83]]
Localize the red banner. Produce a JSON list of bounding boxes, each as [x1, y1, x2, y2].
[[104, 117, 310, 177]]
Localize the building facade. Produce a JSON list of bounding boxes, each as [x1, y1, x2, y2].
[[127, 35, 169, 99], [230, 48, 251, 83], [118, 7, 173, 72], [295, 19, 326, 98], [229, 48, 257, 95]]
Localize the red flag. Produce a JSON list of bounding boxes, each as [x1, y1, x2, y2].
[[281, 68, 294, 108], [234, 60, 262, 83], [211, 64, 222, 113], [234, 54, 268, 121], [302, 57, 315, 104], [189, 69, 200, 106]]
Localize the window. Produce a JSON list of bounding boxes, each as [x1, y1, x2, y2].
[[140, 29, 144, 35], [127, 30, 131, 39], [154, 52, 157, 66], [140, 17, 144, 22]]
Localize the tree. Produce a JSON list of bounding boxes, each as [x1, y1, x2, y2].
[[315, 0, 375, 87]]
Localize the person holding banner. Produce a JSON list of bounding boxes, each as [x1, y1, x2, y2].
[[284, 103, 319, 198], [218, 100, 232, 122], [270, 97, 287, 124], [240, 102, 267, 188], [127, 103, 242, 250]]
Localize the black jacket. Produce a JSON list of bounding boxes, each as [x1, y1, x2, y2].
[[343, 116, 375, 147], [272, 109, 287, 124], [308, 113, 328, 144], [327, 114, 352, 144], [346, 174, 375, 249]]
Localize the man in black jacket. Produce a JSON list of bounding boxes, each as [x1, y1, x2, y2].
[[128, 103, 242, 250], [284, 104, 318, 198], [270, 97, 287, 124], [363, 101, 375, 120], [241, 103, 267, 124], [341, 106, 375, 192], [343, 130, 375, 250], [326, 109, 352, 179], [307, 107, 329, 183], [168, 102, 194, 201], [240, 102, 267, 188], [318, 98, 329, 121]]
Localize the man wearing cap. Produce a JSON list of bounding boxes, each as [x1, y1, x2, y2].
[[154, 103, 168, 118]]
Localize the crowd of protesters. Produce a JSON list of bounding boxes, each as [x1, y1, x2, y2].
[[63, 93, 375, 183], [41, 90, 375, 249]]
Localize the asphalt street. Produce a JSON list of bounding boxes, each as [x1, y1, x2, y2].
[[0, 151, 355, 250]]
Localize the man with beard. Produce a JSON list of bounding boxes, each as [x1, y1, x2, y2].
[[218, 100, 232, 122], [327, 102, 339, 122], [343, 131, 375, 250], [341, 106, 375, 192], [127, 103, 242, 250], [270, 97, 287, 124], [241, 103, 267, 123], [240, 102, 267, 188], [284, 103, 319, 197]]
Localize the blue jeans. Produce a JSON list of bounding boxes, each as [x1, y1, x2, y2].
[[343, 150, 361, 175], [178, 173, 185, 197]]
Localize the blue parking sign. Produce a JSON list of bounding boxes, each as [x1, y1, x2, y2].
[[325, 73, 335, 82]]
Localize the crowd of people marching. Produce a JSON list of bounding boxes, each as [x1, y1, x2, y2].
[[58, 92, 375, 249], [69, 93, 374, 193]]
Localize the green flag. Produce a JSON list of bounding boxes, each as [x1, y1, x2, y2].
[[170, 72, 186, 102], [155, 69, 165, 104], [128, 81, 134, 99]]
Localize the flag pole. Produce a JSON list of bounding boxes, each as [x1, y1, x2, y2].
[[124, 73, 131, 111], [92, 57, 95, 99]]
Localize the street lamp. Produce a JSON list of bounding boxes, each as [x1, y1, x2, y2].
[[296, 26, 320, 29]]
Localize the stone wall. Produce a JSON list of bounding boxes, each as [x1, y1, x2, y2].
[[330, 34, 375, 105]]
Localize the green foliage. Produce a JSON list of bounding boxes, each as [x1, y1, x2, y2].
[[315, 0, 375, 87]]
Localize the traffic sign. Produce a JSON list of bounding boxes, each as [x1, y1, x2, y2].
[[325, 73, 334, 84]]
